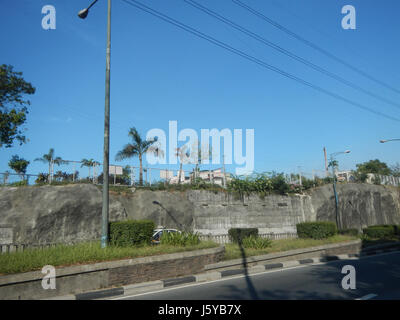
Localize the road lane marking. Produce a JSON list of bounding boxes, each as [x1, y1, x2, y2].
[[356, 293, 377, 300]]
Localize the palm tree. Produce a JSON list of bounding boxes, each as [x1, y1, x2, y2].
[[81, 158, 94, 180], [115, 127, 163, 186], [191, 141, 212, 180], [328, 160, 339, 169], [35, 148, 65, 179], [175, 146, 190, 184]]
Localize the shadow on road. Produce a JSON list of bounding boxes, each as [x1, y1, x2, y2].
[[238, 239, 260, 300], [215, 251, 400, 300]]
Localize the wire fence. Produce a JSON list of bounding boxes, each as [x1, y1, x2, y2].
[[5, 159, 398, 188], [0, 160, 231, 187]]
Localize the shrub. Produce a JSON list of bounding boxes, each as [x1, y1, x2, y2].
[[109, 220, 155, 247], [296, 221, 337, 239], [160, 232, 200, 246], [9, 180, 28, 187], [270, 173, 290, 195], [241, 235, 272, 249], [362, 225, 397, 239], [339, 228, 360, 237], [228, 228, 258, 244]]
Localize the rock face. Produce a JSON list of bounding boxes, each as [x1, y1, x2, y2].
[[310, 183, 400, 229], [0, 184, 127, 244], [0, 183, 399, 244]]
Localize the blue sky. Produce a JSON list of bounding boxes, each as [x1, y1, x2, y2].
[[1, 0, 400, 179]]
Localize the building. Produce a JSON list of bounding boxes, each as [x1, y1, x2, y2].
[[335, 170, 355, 182], [190, 168, 231, 186]]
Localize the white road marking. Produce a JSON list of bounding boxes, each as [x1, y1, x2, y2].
[[356, 293, 377, 300]]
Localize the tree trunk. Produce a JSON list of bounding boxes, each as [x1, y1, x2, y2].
[[48, 162, 52, 184], [178, 163, 183, 184], [139, 154, 143, 186]]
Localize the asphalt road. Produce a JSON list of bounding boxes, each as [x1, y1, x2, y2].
[[114, 251, 400, 300]]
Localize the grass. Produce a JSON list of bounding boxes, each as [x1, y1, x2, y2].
[[0, 240, 218, 275], [223, 235, 358, 261], [4, 233, 392, 275]]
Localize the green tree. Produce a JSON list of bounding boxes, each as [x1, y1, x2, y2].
[[8, 155, 29, 179], [115, 127, 163, 186], [269, 172, 290, 195], [81, 158, 99, 180], [34, 148, 66, 177], [355, 159, 391, 176], [191, 140, 212, 179], [0, 64, 35, 148], [328, 160, 338, 169]]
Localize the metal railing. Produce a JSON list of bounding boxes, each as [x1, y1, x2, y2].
[[0, 232, 298, 254], [198, 232, 298, 244], [0, 243, 61, 254]]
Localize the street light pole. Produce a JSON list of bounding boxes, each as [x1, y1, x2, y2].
[[101, 0, 112, 248], [330, 154, 340, 229], [380, 138, 400, 144], [78, 0, 111, 248], [329, 150, 350, 231]]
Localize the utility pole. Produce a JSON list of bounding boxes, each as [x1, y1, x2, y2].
[[298, 166, 302, 187], [331, 154, 340, 229], [50, 159, 54, 184], [330, 150, 351, 230], [102, 0, 112, 248], [79, 0, 111, 248], [222, 154, 227, 188], [149, 168, 152, 186], [324, 147, 328, 177]]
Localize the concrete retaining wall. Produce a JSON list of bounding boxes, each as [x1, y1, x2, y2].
[[1, 183, 400, 245], [0, 246, 224, 300]]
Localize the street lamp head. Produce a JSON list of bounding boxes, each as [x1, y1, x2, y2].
[[379, 140, 387, 143], [153, 201, 160, 205], [344, 150, 351, 153], [78, 8, 89, 19]]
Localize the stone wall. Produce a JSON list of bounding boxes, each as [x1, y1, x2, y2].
[[0, 182, 400, 245]]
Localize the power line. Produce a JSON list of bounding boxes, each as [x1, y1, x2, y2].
[[120, 0, 400, 123], [184, 0, 400, 110], [232, 0, 400, 95], [268, 0, 400, 84]]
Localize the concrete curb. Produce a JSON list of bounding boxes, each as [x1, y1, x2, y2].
[[45, 242, 400, 300]]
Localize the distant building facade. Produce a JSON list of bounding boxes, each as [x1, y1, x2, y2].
[[164, 168, 231, 186]]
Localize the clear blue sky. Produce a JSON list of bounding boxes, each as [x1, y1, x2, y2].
[[1, 0, 400, 179]]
